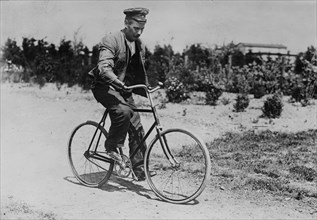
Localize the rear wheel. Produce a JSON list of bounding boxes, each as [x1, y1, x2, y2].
[[68, 121, 114, 187], [144, 128, 211, 204]]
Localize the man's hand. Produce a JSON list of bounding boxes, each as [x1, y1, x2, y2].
[[111, 79, 132, 93], [122, 85, 132, 93]]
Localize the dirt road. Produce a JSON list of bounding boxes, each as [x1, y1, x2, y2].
[[1, 83, 316, 219]]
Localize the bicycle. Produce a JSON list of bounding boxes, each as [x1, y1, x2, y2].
[[67, 83, 211, 204]]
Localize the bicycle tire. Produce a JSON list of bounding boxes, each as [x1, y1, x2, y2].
[[68, 121, 114, 187], [144, 128, 211, 204]]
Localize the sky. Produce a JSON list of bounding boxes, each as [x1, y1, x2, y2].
[[1, 0, 316, 54]]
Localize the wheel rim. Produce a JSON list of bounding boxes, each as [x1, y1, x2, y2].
[[68, 122, 113, 187], [145, 129, 210, 203]]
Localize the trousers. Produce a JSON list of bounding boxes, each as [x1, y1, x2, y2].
[[91, 85, 146, 167]]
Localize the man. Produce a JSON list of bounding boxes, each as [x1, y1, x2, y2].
[[89, 7, 150, 180]]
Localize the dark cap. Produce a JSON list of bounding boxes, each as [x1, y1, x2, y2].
[[123, 7, 149, 22]]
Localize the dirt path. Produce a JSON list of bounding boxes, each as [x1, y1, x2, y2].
[[1, 83, 316, 219]]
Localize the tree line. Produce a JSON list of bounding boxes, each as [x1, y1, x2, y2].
[[1, 37, 316, 103]]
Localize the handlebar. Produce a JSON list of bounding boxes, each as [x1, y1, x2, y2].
[[125, 82, 164, 94]]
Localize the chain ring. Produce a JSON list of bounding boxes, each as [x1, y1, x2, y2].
[[114, 154, 132, 178]]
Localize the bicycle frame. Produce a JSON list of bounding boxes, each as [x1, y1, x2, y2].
[[86, 84, 179, 167]]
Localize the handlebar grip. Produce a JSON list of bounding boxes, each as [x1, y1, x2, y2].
[[158, 81, 164, 88]]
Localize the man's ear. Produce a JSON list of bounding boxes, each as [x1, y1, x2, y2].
[[124, 19, 128, 28]]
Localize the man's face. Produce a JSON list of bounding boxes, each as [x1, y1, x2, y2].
[[125, 19, 145, 42]]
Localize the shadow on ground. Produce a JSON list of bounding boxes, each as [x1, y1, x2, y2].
[[64, 175, 199, 205]]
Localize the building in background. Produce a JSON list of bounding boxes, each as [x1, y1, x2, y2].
[[236, 43, 287, 55]]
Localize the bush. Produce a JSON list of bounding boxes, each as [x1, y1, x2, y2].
[[221, 97, 231, 105], [166, 65, 207, 92], [225, 67, 251, 94], [205, 82, 223, 105], [262, 93, 283, 118], [291, 85, 305, 102], [253, 82, 266, 99], [290, 64, 317, 104], [165, 77, 189, 103], [233, 94, 250, 112], [30, 75, 46, 88]]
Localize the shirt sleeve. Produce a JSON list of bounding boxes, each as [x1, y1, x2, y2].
[[97, 34, 118, 84]]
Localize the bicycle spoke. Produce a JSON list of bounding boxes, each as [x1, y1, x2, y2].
[[145, 129, 210, 203], [68, 122, 113, 187]]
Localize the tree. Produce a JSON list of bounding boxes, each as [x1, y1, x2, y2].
[[146, 44, 174, 85], [294, 52, 305, 75], [1, 38, 24, 66], [22, 37, 37, 67], [184, 44, 210, 70], [91, 44, 99, 66], [245, 50, 258, 65], [304, 46, 316, 63], [231, 50, 245, 67], [58, 39, 74, 60], [216, 41, 236, 67], [47, 43, 58, 59]]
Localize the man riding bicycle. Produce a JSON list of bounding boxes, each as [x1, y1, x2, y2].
[[88, 7, 151, 181]]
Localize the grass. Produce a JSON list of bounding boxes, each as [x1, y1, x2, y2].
[[1, 200, 59, 220], [207, 129, 317, 201]]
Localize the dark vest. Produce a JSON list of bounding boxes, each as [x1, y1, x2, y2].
[[125, 41, 147, 97]]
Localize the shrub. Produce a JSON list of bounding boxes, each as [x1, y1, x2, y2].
[[165, 77, 189, 103], [262, 93, 283, 118], [225, 67, 252, 94], [30, 75, 46, 88], [290, 76, 317, 105], [166, 64, 208, 92], [221, 97, 231, 105], [253, 82, 266, 99], [233, 94, 250, 112], [205, 82, 223, 105], [291, 85, 306, 102]]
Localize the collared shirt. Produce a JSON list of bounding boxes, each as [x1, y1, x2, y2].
[[126, 40, 136, 57]]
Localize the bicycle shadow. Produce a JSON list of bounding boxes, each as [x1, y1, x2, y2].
[[101, 175, 157, 201], [64, 175, 199, 205], [63, 175, 156, 201]]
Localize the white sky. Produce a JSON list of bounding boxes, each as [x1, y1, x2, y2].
[[1, 0, 316, 54]]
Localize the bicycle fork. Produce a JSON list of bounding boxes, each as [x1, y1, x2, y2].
[[156, 127, 180, 168]]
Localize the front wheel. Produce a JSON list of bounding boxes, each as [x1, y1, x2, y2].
[[68, 121, 114, 187], [144, 128, 211, 204]]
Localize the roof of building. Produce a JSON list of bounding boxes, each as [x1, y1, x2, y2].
[[237, 43, 287, 49]]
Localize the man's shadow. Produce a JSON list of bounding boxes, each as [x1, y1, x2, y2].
[[64, 174, 199, 205]]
